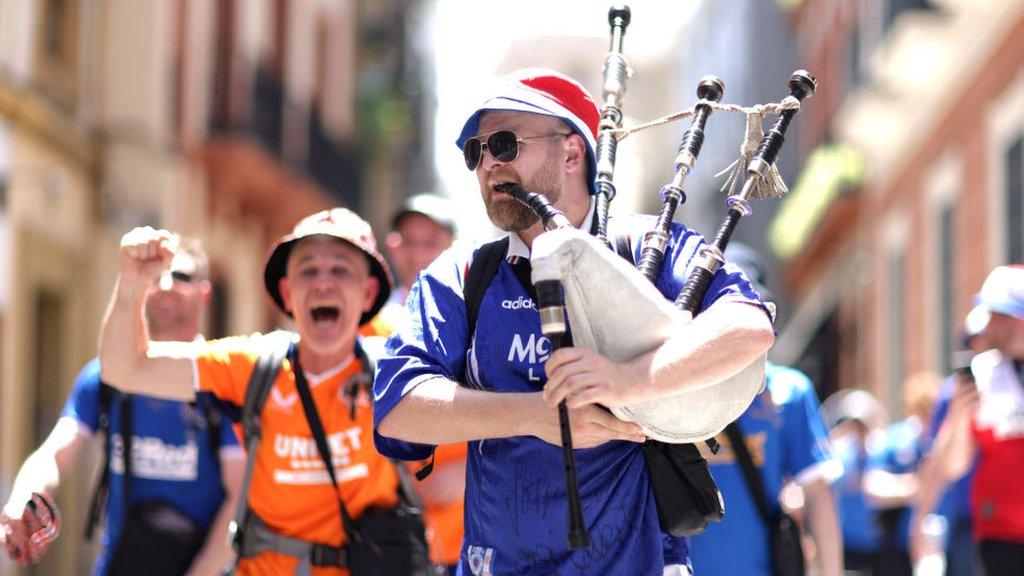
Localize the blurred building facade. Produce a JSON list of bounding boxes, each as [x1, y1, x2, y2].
[[0, 1, 420, 573], [770, 0, 1024, 417], [667, 0, 798, 324]]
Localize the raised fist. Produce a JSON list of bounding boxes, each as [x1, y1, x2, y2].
[[119, 226, 178, 288]]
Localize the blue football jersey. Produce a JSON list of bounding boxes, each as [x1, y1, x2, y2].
[[689, 363, 838, 576], [374, 215, 768, 576], [62, 358, 237, 575]]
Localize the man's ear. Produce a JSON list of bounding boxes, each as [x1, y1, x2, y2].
[[198, 279, 213, 307], [278, 277, 293, 314], [563, 134, 586, 175]]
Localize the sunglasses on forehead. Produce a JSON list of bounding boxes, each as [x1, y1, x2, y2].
[[462, 130, 571, 171], [155, 270, 195, 284], [170, 270, 195, 283]]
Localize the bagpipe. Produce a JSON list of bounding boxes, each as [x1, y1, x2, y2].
[[503, 4, 817, 549]]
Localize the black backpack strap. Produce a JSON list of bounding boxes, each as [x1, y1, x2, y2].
[[197, 395, 224, 477], [229, 331, 293, 553], [119, 394, 134, 523], [411, 237, 508, 483], [724, 422, 773, 524], [291, 349, 358, 539], [463, 237, 509, 337], [241, 331, 294, 445], [84, 382, 116, 540]]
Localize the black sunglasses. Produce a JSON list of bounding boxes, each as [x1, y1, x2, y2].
[[462, 130, 570, 170], [170, 270, 195, 284]]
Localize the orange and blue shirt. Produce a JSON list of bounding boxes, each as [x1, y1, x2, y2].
[[195, 333, 398, 576]]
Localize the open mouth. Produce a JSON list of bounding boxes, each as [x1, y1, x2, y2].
[[310, 306, 340, 325], [493, 181, 518, 195]]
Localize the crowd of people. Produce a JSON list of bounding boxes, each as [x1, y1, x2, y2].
[[0, 67, 1020, 576]]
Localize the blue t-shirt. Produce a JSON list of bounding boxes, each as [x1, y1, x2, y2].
[[62, 358, 238, 575], [689, 363, 836, 576], [373, 215, 768, 576]]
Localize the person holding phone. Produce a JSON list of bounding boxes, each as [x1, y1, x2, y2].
[[912, 265, 1024, 575]]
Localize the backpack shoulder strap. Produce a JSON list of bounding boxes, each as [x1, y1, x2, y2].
[[724, 421, 773, 524], [197, 395, 224, 475], [84, 382, 117, 540], [241, 330, 293, 445], [463, 237, 509, 337], [229, 330, 293, 552], [411, 242, 505, 483]]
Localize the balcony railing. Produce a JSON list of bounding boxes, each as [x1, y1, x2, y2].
[[208, 60, 360, 210]]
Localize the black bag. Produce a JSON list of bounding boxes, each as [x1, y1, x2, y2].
[[347, 505, 432, 576], [463, 235, 725, 537], [725, 422, 806, 576], [106, 499, 205, 576], [291, 347, 430, 576], [771, 512, 806, 576], [85, 383, 223, 543], [642, 441, 724, 535], [88, 385, 220, 575]]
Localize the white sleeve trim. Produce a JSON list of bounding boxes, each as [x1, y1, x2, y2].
[[401, 373, 451, 396], [793, 459, 844, 486], [60, 415, 96, 438]]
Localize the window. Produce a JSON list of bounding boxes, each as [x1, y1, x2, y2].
[[988, 70, 1024, 265], [33, 0, 78, 109], [1007, 134, 1024, 263], [938, 202, 955, 371], [794, 310, 842, 403], [210, 0, 236, 132], [42, 0, 73, 60], [846, 23, 862, 92], [33, 289, 65, 443], [887, 248, 905, 416]]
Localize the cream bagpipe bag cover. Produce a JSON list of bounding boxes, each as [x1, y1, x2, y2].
[[530, 227, 765, 443]]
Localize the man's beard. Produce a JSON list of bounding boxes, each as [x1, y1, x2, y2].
[[486, 195, 538, 232], [485, 162, 563, 232]]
